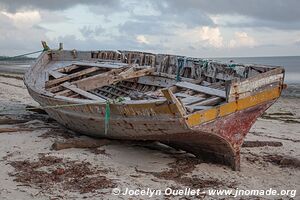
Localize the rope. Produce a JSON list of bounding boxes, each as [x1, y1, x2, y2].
[[228, 63, 236, 68], [202, 60, 208, 69], [0, 50, 43, 61], [104, 101, 110, 135], [176, 57, 186, 82]]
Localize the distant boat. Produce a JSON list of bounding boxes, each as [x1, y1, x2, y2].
[[24, 47, 285, 170]]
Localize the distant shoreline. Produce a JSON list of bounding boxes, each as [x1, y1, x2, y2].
[[0, 64, 29, 74]]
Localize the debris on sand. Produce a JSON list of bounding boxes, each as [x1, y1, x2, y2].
[[8, 154, 115, 194], [261, 112, 300, 124], [244, 152, 300, 169], [262, 155, 300, 168], [52, 138, 111, 150], [136, 155, 231, 189], [242, 141, 283, 147]]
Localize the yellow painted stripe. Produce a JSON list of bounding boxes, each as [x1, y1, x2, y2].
[[186, 86, 281, 127]]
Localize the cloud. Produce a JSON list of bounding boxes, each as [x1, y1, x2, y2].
[[0, 11, 48, 55], [229, 32, 257, 48], [136, 35, 149, 44], [0, 0, 120, 12], [1, 10, 41, 28], [79, 25, 105, 38], [149, 0, 300, 30], [199, 27, 223, 48]]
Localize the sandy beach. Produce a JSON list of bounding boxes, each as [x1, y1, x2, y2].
[[0, 74, 299, 200]]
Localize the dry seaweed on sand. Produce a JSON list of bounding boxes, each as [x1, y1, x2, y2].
[[8, 154, 115, 194]]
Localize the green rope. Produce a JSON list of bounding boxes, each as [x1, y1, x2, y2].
[[104, 101, 110, 135], [176, 57, 186, 82], [202, 60, 208, 68], [0, 50, 44, 61], [228, 63, 236, 68]]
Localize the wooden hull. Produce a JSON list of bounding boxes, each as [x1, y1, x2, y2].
[[24, 50, 284, 170], [27, 86, 278, 170]]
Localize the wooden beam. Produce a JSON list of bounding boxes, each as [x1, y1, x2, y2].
[[74, 66, 154, 91], [46, 67, 99, 88], [174, 92, 192, 98], [180, 96, 205, 105], [57, 64, 81, 73], [161, 88, 186, 116], [189, 97, 222, 107], [48, 70, 65, 79], [73, 67, 127, 91], [126, 75, 176, 88], [61, 82, 106, 102], [152, 72, 202, 84], [227, 68, 284, 102], [73, 61, 128, 69], [175, 81, 226, 98], [186, 105, 213, 112]]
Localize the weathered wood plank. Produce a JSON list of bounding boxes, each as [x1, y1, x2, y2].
[[57, 64, 81, 73], [46, 67, 99, 88], [48, 70, 65, 79], [73, 61, 127, 69], [74, 66, 154, 91], [61, 82, 106, 102], [189, 97, 222, 107], [229, 74, 283, 95], [176, 81, 226, 98], [227, 68, 284, 102], [127, 75, 176, 88], [152, 72, 202, 83], [52, 138, 111, 150], [186, 105, 213, 112], [174, 92, 192, 98], [180, 96, 205, 105], [161, 88, 186, 116], [242, 141, 283, 147]]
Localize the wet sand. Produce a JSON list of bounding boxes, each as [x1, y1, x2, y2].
[[0, 74, 299, 200]]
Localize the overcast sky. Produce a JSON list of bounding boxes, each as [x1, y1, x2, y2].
[[0, 0, 300, 57]]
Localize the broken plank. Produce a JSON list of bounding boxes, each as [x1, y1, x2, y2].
[[0, 118, 30, 125], [181, 96, 205, 105], [57, 64, 81, 73], [73, 67, 126, 91], [152, 72, 202, 84], [48, 70, 66, 79], [0, 128, 34, 133], [161, 88, 186, 116], [189, 97, 223, 107], [127, 75, 176, 88], [242, 141, 283, 147], [74, 67, 154, 91], [176, 81, 226, 98], [186, 105, 213, 112], [61, 82, 106, 102], [73, 61, 127, 69], [174, 92, 192, 98], [45, 67, 99, 88], [52, 138, 111, 150]]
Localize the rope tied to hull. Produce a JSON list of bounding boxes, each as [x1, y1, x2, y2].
[[228, 63, 236, 68], [0, 41, 50, 62], [176, 57, 186, 82], [104, 101, 110, 135], [103, 97, 124, 135]]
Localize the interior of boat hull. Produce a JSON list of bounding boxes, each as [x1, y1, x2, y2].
[[24, 49, 285, 170]]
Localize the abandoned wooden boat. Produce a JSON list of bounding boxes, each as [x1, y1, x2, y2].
[[24, 48, 285, 170]]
